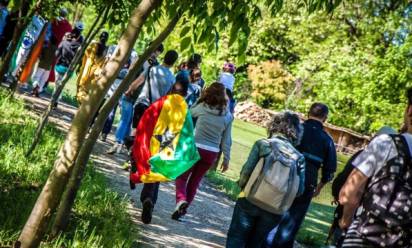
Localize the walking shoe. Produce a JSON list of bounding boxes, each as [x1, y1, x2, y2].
[[31, 85, 40, 97], [101, 133, 107, 142], [171, 200, 188, 221], [107, 143, 122, 154], [141, 198, 154, 224]]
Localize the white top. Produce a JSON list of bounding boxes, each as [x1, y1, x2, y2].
[[353, 133, 412, 178], [218, 72, 235, 92]]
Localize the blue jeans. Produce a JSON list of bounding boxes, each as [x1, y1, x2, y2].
[[226, 198, 282, 248], [267, 186, 315, 248], [115, 96, 133, 144], [102, 103, 118, 135]]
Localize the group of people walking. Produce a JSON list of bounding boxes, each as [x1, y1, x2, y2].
[[4, 4, 410, 247]]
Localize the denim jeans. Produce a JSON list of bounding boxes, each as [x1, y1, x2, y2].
[[266, 186, 315, 248], [102, 103, 118, 135], [115, 96, 133, 144], [226, 198, 282, 248]]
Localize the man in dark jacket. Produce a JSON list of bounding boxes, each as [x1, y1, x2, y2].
[[268, 102, 337, 248]]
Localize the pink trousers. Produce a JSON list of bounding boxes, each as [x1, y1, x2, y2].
[[175, 148, 218, 205]]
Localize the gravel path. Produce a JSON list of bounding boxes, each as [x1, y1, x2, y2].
[[92, 139, 235, 248], [21, 92, 235, 248], [20, 91, 306, 248]]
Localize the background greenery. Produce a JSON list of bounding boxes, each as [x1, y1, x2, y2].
[[0, 89, 136, 247]]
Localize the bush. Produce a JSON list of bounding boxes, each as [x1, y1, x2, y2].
[[247, 60, 294, 109]]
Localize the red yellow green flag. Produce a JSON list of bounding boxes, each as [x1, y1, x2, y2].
[[130, 94, 200, 184]]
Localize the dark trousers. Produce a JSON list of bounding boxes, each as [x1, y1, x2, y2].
[[140, 183, 160, 204], [102, 103, 118, 135], [226, 198, 282, 248], [267, 186, 314, 248]]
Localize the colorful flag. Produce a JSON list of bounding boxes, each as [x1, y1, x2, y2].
[[130, 94, 200, 184]]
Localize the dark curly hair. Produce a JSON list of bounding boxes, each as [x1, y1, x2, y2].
[[198, 82, 227, 115], [267, 111, 303, 146]]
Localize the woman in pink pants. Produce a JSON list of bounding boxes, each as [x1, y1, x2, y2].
[[173, 82, 233, 220]]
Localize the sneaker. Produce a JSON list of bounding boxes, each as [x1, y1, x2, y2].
[[107, 143, 121, 154], [101, 133, 107, 142], [141, 198, 154, 224], [171, 200, 188, 221], [31, 85, 39, 97]]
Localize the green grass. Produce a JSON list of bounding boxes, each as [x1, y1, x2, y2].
[[0, 89, 135, 247], [207, 119, 349, 247]]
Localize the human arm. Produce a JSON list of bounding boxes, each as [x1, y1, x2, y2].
[[315, 138, 338, 197], [125, 73, 145, 96], [220, 118, 233, 172], [189, 102, 203, 119], [238, 139, 272, 188], [338, 168, 369, 229]]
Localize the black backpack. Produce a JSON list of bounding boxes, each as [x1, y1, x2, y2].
[[357, 134, 412, 247]]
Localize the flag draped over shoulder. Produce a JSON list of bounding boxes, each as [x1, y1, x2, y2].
[[130, 94, 200, 184]]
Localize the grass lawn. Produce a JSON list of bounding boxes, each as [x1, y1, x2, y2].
[[207, 119, 348, 247], [0, 89, 136, 247]]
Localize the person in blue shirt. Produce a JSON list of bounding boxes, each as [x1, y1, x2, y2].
[[0, 0, 9, 38], [268, 102, 337, 248]]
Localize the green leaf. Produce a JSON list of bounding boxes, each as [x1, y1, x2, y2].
[[180, 37, 191, 51], [180, 26, 191, 37]]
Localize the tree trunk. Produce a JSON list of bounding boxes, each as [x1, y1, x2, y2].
[[25, 6, 109, 157], [17, 1, 161, 247], [0, 0, 30, 85], [51, 11, 181, 236]]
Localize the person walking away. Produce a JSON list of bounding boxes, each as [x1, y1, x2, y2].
[[106, 46, 171, 155], [218, 62, 236, 113], [30, 36, 58, 97], [46, 8, 72, 85], [339, 88, 412, 248], [327, 126, 396, 246], [0, 0, 9, 55], [128, 44, 164, 137], [76, 31, 109, 104], [268, 102, 337, 248], [135, 50, 180, 224], [173, 82, 233, 221], [187, 53, 205, 88], [0, 6, 17, 58], [53, 24, 83, 107], [185, 68, 202, 108], [226, 111, 305, 248]]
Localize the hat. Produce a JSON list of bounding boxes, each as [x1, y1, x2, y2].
[[74, 21, 84, 31], [223, 62, 236, 74], [59, 8, 68, 18], [376, 126, 397, 136]]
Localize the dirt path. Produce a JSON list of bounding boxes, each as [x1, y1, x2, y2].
[[20, 92, 235, 248]]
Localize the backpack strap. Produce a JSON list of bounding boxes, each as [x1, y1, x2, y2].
[[390, 134, 412, 173]]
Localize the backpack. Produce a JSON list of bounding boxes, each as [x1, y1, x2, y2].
[[243, 137, 305, 215], [356, 134, 412, 247]]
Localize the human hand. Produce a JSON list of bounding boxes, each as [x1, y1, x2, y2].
[[338, 218, 351, 230], [313, 183, 324, 197], [220, 162, 229, 173]]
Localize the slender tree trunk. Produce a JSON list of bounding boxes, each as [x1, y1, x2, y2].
[[25, 6, 109, 157], [17, 1, 162, 247], [51, 11, 181, 236]]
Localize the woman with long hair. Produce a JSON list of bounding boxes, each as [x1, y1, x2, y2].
[[173, 82, 233, 220]]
